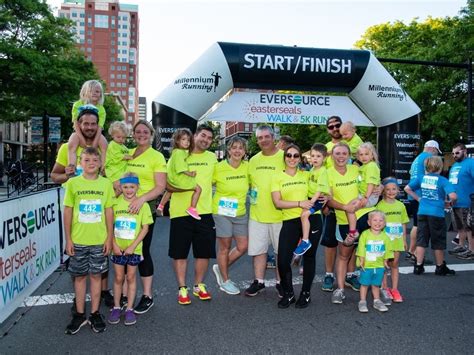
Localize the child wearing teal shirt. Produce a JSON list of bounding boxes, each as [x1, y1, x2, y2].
[[356, 210, 392, 313]]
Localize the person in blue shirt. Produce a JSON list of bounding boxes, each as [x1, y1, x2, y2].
[[448, 143, 474, 260], [406, 140, 441, 261], [405, 156, 457, 276]]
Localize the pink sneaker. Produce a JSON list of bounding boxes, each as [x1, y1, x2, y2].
[[186, 207, 201, 220], [390, 288, 403, 303]]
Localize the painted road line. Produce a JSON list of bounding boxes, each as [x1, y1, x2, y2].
[[21, 264, 474, 307]]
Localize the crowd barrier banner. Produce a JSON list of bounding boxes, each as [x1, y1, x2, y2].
[[0, 189, 61, 323]]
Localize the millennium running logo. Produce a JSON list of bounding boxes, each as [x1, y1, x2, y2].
[[174, 72, 222, 93], [368, 84, 407, 101]]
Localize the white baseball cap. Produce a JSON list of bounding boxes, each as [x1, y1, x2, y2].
[[424, 140, 442, 153]]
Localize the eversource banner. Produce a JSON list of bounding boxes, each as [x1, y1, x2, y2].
[[205, 91, 374, 126], [0, 190, 60, 323]]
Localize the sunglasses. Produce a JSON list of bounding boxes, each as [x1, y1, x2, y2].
[[327, 123, 341, 130], [286, 153, 300, 159]]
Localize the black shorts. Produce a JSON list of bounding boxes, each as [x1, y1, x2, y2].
[[320, 209, 338, 248], [452, 208, 471, 232], [336, 212, 370, 243], [168, 214, 216, 259], [68, 244, 108, 277], [409, 200, 419, 227], [416, 215, 446, 250]]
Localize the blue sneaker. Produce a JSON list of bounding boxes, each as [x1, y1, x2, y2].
[[294, 240, 312, 256], [321, 274, 334, 292], [344, 274, 360, 292]]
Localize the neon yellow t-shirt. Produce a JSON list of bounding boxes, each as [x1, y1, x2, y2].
[[359, 161, 381, 196], [105, 140, 129, 182], [127, 147, 167, 196], [56, 143, 84, 175], [72, 100, 106, 128], [212, 160, 249, 217], [308, 166, 330, 197], [169, 151, 217, 218], [327, 165, 374, 224], [271, 170, 309, 221], [376, 199, 409, 252], [344, 133, 363, 158], [167, 148, 196, 190], [356, 229, 393, 269], [63, 175, 114, 245], [249, 150, 285, 223], [113, 195, 153, 255], [325, 141, 337, 169]]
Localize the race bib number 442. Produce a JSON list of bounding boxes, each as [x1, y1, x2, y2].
[[78, 199, 102, 223]]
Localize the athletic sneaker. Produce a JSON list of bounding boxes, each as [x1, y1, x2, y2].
[[275, 283, 284, 299], [89, 311, 106, 333], [295, 291, 311, 309], [124, 310, 137, 326], [344, 274, 360, 291], [448, 246, 467, 255], [331, 288, 345, 304], [456, 250, 474, 260], [277, 292, 296, 309], [384, 288, 394, 299], [186, 207, 201, 220], [321, 274, 335, 292], [244, 280, 265, 297], [212, 264, 224, 286], [451, 236, 460, 246], [134, 295, 154, 314], [65, 312, 88, 335], [380, 289, 392, 306], [193, 283, 212, 300], [156, 203, 165, 217], [107, 307, 121, 324], [101, 290, 114, 308], [435, 261, 456, 276], [358, 300, 368, 313], [266, 254, 276, 269], [390, 289, 403, 303], [413, 264, 425, 275], [220, 280, 240, 295], [294, 239, 312, 256], [373, 299, 388, 312], [178, 287, 191, 305]]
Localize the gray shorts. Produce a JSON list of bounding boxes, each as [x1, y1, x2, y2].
[[213, 214, 249, 238], [68, 244, 109, 276], [248, 219, 282, 256], [452, 208, 471, 231]]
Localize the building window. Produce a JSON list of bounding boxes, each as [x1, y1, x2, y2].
[[87, 39, 92, 44], [122, 49, 127, 54], [72, 12, 77, 17], [111, 65, 115, 70], [79, 30, 84, 35], [110, 48, 115, 53], [80, 21, 85, 26], [130, 67, 134, 72], [110, 82, 115, 87], [122, 33, 127, 38], [86, 47, 92, 52], [111, 57, 115, 63], [80, 13, 85, 18], [111, 32, 115, 38], [95, 15, 109, 28], [87, 30, 92, 35], [111, 40, 115, 45], [122, 66, 127, 70], [122, 24, 128, 29], [121, 91, 126, 96], [110, 74, 115, 79], [245, 124, 250, 131]]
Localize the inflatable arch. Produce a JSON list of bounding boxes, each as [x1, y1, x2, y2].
[[153, 42, 421, 185]]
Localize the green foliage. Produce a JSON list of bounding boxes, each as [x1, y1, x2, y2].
[[355, 2, 473, 147]]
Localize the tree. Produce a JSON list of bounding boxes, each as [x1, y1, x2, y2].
[[355, 2, 473, 147]]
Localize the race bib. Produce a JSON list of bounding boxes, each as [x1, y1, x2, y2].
[[366, 240, 385, 261], [218, 197, 238, 217], [114, 216, 137, 240], [449, 166, 461, 185], [385, 223, 403, 241], [249, 188, 258, 205], [78, 199, 102, 223], [421, 175, 439, 200]]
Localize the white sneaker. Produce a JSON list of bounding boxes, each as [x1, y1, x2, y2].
[[212, 264, 224, 286], [220, 280, 240, 295], [358, 300, 368, 313], [373, 299, 388, 312]]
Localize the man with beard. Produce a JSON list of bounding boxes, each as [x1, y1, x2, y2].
[[448, 143, 474, 260], [51, 105, 115, 309], [167, 124, 218, 305]]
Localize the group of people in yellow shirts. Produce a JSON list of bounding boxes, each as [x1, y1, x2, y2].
[[56, 84, 427, 336]]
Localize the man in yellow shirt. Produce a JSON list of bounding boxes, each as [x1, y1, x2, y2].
[[245, 125, 285, 298], [168, 125, 218, 305], [50, 107, 115, 308]]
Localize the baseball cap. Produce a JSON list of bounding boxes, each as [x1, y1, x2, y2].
[[77, 104, 99, 120], [326, 116, 342, 127], [424, 140, 442, 153]]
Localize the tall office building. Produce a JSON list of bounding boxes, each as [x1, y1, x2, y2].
[[59, 0, 139, 124]]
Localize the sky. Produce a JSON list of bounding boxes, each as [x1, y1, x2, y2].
[[47, 0, 466, 119]]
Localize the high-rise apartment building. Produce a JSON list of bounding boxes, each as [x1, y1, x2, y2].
[[59, 0, 139, 124], [138, 96, 147, 120]]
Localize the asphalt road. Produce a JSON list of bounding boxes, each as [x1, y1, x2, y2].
[[1, 217, 473, 354]]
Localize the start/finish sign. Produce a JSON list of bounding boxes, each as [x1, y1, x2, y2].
[[205, 91, 374, 126]]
